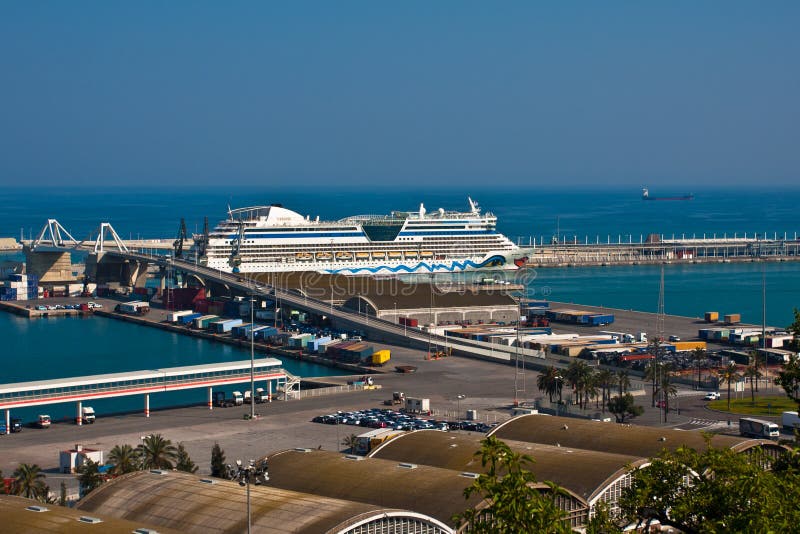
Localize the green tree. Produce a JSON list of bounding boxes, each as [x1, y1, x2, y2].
[[718, 362, 742, 410], [59, 481, 67, 507], [175, 443, 198, 473], [744, 356, 762, 405], [654, 366, 677, 422], [537, 366, 563, 403], [595, 369, 616, 413], [137, 434, 178, 470], [788, 307, 800, 351], [691, 347, 706, 389], [607, 394, 644, 423], [211, 443, 227, 478], [453, 436, 571, 533], [616, 370, 631, 396], [565, 360, 594, 410], [12, 463, 47, 501], [584, 500, 623, 534], [775, 355, 800, 412], [108, 444, 140, 475], [620, 442, 800, 533], [77, 459, 104, 497]]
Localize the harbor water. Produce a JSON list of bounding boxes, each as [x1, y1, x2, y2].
[[0, 311, 347, 423], [1, 186, 798, 423]]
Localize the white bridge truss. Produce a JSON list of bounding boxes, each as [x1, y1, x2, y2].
[[32, 219, 80, 249]]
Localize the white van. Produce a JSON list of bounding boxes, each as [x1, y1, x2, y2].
[[82, 406, 96, 424]]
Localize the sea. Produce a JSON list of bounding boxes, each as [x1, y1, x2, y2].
[[1, 185, 798, 420]]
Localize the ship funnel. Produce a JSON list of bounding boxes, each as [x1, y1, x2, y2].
[[419, 203, 426, 219]]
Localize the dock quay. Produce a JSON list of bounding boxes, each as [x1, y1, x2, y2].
[[526, 234, 800, 267]]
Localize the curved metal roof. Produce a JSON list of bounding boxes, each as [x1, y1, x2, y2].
[[0, 494, 179, 533], [488, 414, 787, 457], [264, 448, 484, 527], [367, 430, 645, 502], [75, 470, 429, 534]]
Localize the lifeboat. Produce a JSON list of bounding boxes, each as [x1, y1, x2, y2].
[[372, 251, 388, 260], [420, 251, 434, 259], [315, 252, 333, 261], [335, 251, 353, 261], [404, 251, 419, 259], [296, 252, 313, 261], [355, 252, 370, 260], [387, 251, 403, 260]]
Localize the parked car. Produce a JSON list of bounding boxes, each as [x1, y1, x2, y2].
[[10, 418, 23, 432], [36, 415, 51, 428], [668, 335, 681, 342], [704, 392, 721, 400]]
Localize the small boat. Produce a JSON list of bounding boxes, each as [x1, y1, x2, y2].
[[315, 252, 333, 261], [372, 251, 388, 260], [404, 251, 419, 259], [388, 251, 403, 259], [335, 251, 353, 260], [355, 252, 370, 260], [420, 251, 434, 259], [296, 252, 313, 261]]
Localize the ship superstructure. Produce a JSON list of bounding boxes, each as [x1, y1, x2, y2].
[[192, 198, 529, 275]]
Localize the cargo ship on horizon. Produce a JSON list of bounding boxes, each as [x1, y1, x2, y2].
[[191, 198, 530, 275], [642, 188, 694, 201]]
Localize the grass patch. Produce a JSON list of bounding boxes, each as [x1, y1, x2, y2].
[[707, 395, 796, 416]]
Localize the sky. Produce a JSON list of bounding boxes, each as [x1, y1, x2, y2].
[[0, 2, 798, 189]]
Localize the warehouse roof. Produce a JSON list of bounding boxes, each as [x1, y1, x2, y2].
[[367, 431, 645, 502], [264, 448, 483, 527], [75, 470, 437, 534], [489, 414, 787, 457], [344, 287, 517, 313], [0, 494, 179, 534]]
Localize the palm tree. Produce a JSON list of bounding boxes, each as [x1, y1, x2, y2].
[[595, 369, 616, 413], [536, 366, 562, 403], [77, 459, 104, 497], [691, 347, 706, 390], [616, 369, 631, 396], [749, 350, 763, 393], [565, 360, 594, 410], [137, 434, 178, 470], [341, 433, 359, 453], [108, 444, 140, 475], [12, 463, 47, 500], [719, 362, 742, 410], [744, 362, 762, 405], [655, 370, 678, 422]]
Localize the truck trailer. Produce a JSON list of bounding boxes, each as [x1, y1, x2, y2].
[[739, 417, 780, 439]]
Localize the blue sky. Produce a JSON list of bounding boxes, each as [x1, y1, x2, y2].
[[0, 2, 797, 188]]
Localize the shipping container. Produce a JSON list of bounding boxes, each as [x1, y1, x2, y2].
[[213, 318, 243, 333], [178, 313, 202, 325], [194, 315, 220, 329], [253, 326, 279, 340], [704, 311, 719, 323], [672, 341, 707, 352], [168, 310, 195, 323], [372, 350, 391, 365], [724, 313, 741, 325]]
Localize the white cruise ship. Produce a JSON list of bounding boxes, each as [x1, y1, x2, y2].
[[191, 198, 529, 275]]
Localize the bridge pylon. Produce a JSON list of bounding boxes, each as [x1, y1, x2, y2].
[[94, 222, 129, 253], [31, 219, 80, 250]]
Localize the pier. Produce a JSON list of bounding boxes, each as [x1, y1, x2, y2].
[[0, 358, 300, 429]]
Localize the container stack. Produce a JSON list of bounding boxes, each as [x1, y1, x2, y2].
[[0, 273, 38, 301]]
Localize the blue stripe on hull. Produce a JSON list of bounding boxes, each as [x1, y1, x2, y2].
[[325, 255, 507, 274]]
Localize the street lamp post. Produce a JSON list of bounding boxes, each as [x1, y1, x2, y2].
[[457, 394, 466, 419], [250, 290, 255, 421], [228, 459, 269, 534]]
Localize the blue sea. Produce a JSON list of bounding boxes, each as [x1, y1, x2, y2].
[[1, 186, 799, 420]]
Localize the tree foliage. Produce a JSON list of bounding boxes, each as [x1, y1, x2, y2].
[[11, 463, 48, 501], [454, 436, 571, 533], [175, 442, 198, 473], [137, 434, 178, 470], [211, 443, 227, 479], [606, 394, 644, 423], [537, 366, 564, 404], [718, 363, 741, 410], [775, 354, 800, 412], [77, 459, 104, 497], [108, 444, 141, 475], [620, 441, 800, 533]]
